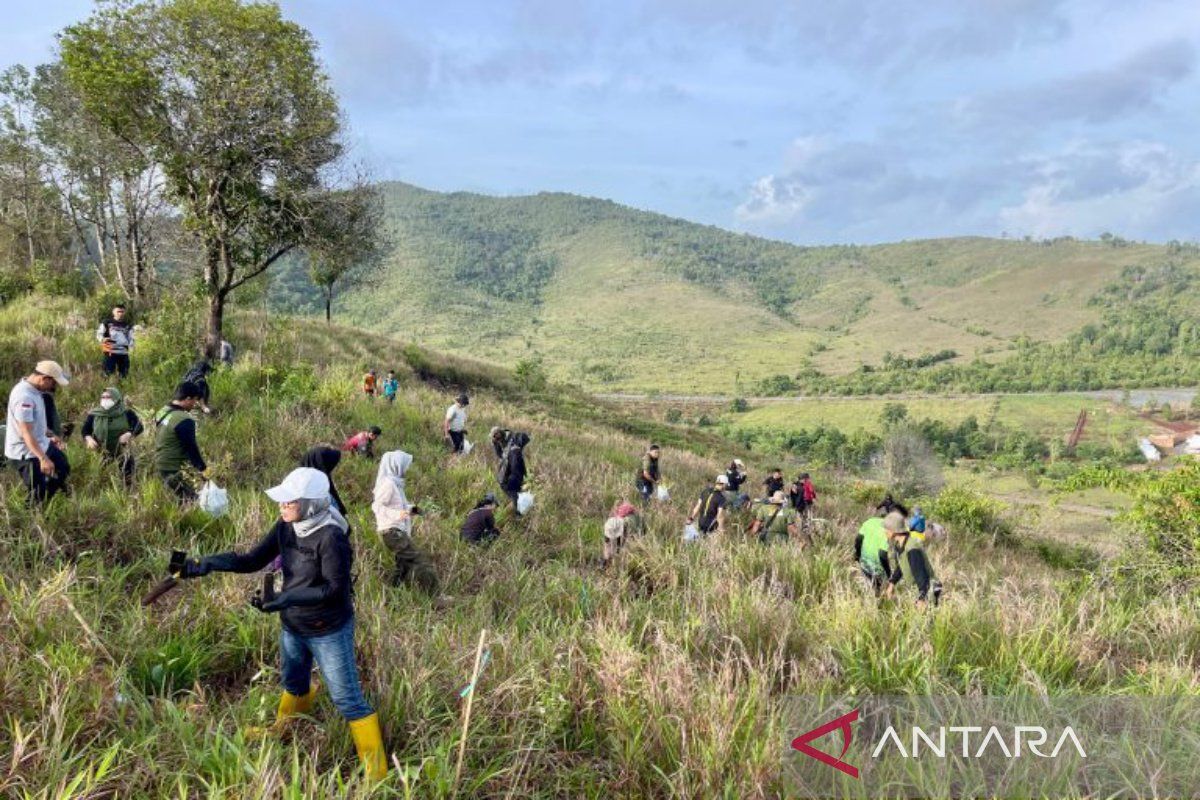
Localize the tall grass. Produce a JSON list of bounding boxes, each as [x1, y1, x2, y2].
[[0, 295, 1194, 798]]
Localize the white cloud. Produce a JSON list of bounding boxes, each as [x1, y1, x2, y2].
[[998, 140, 1200, 238]]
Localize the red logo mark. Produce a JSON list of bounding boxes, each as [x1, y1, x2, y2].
[[791, 708, 860, 779]]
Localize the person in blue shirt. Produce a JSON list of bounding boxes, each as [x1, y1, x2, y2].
[[381, 371, 399, 404], [908, 506, 926, 534]]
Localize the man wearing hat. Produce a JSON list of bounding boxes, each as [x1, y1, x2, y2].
[[444, 393, 469, 453], [5, 361, 72, 504], [688, 473, 730, 536], [749, 490, 800, 545], [882, 511, 942, 609]]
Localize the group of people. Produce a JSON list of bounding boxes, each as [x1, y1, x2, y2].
[[2, 359, 218, 505], [855, 495, 942, 608], [361, 369, 399, 403], [4, 308, 942, 785]]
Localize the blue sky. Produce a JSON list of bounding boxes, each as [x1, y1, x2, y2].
[[5, 1, 1200, 244]]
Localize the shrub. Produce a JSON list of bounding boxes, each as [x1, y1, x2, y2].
[[927, 486, 1012, 543]]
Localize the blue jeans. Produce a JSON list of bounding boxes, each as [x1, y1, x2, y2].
[[280, 617, 373, 721]]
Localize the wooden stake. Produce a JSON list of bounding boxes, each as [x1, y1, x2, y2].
[[453, 628, 488, 795]]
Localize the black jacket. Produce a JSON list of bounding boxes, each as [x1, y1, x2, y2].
[[199, 519, 353, 636], [461, 506, 498, 544], [499, 433, 529, 491]]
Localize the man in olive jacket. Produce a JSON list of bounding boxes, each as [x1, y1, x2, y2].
[[154, 382, 207, 502]]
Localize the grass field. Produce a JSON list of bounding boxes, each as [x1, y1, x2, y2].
[[724, 393, 1156, 450], [2, 294, 1197, 798]]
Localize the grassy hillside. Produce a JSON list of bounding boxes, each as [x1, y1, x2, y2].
[[3, 294, 1197, 798], [270, 183, 1200, 394]]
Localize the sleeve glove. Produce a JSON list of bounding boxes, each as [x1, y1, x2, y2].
[[179, 558, 212, 579]]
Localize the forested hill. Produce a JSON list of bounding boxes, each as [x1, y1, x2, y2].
[[270, 182, 1200, 395]]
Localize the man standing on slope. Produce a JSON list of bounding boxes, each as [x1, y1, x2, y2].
[[636, 444, 661, 505], [5, 361, 72, 505], [96, 304, 134, 378], [444, 393, 469, 453], [687, 474, 729, 537], [154, 382, 208, 502]]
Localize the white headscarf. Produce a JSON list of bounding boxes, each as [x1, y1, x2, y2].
[[372, 450, 414, 533], [375, 450, 413, 495], [293, 494, 350, 538]]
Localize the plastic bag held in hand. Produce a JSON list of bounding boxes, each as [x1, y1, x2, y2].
[[682, 523, 700, 542], [198, 481, 230, 518], [656, 484, 670, 502], [462, 439, 474, 455], [517, 492, 534, 515]]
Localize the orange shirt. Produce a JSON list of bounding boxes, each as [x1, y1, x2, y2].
[[363, 373, 377, 392]]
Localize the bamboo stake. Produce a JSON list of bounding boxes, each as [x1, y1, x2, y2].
[[453, 628, 488, 795]]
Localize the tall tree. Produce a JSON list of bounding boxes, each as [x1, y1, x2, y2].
[[60, 0, 373, 354], [306, 184, 385, 322], [31, 63, 164, 297], [0, 65, 68, 273]]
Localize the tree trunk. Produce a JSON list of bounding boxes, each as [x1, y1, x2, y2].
[[325, 286, 332, 323], [205, 290, 225, 360]]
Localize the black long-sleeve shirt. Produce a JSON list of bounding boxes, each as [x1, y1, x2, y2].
[[176, 416, 206, 471], [501, 446, 527, 491], [889, 547, 933, 600], [201, 519, 353, 635]]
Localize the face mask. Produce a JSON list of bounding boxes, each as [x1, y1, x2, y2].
[[100, 398, 116, 410]]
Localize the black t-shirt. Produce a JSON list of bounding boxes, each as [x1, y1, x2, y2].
[[726, 469, 746, 491], [763, 476, 784, 495], [697, 488, 727, 531]]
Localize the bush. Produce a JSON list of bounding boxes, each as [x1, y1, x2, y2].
[[927, 486, 1012, 543], [665, 408, 683, 424], [728, 397, 750, 413], [1118, 462, 1200, 589], [514, 356, 549, 392]]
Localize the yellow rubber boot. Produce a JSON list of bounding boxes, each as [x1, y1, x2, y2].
[[246, 686, 319, 739], [348, 713, 388, 781]]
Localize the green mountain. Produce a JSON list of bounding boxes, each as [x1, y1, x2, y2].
[[271, 182, 1200, 394]]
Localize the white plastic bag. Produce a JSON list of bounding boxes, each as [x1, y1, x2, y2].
[[656, 484, 671, 502], [462, 439, 474, 455], [517, 491, 534, 515], [198, 480, 229, 518], [682, 523, 700, 542]]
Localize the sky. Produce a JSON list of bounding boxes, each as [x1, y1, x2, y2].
[[4, 0, 1200, 244]]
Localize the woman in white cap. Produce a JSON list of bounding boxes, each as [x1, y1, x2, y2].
[[180, 467, 387, 781]]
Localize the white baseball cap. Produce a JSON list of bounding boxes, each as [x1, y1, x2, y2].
[[265, 467, 330, 503], [34, 360, 70, 386], [716, 474, 730, 485]]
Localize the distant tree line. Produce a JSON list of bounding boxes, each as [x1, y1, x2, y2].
[[753, 263, 1200, 396]]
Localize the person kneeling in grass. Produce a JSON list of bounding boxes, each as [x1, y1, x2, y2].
[[373, 450, 437, 595], [601, 500, 639, 567], [882, 511, 942, 610], [179, 467, 387, 781], [82, 386, 143, 487]]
